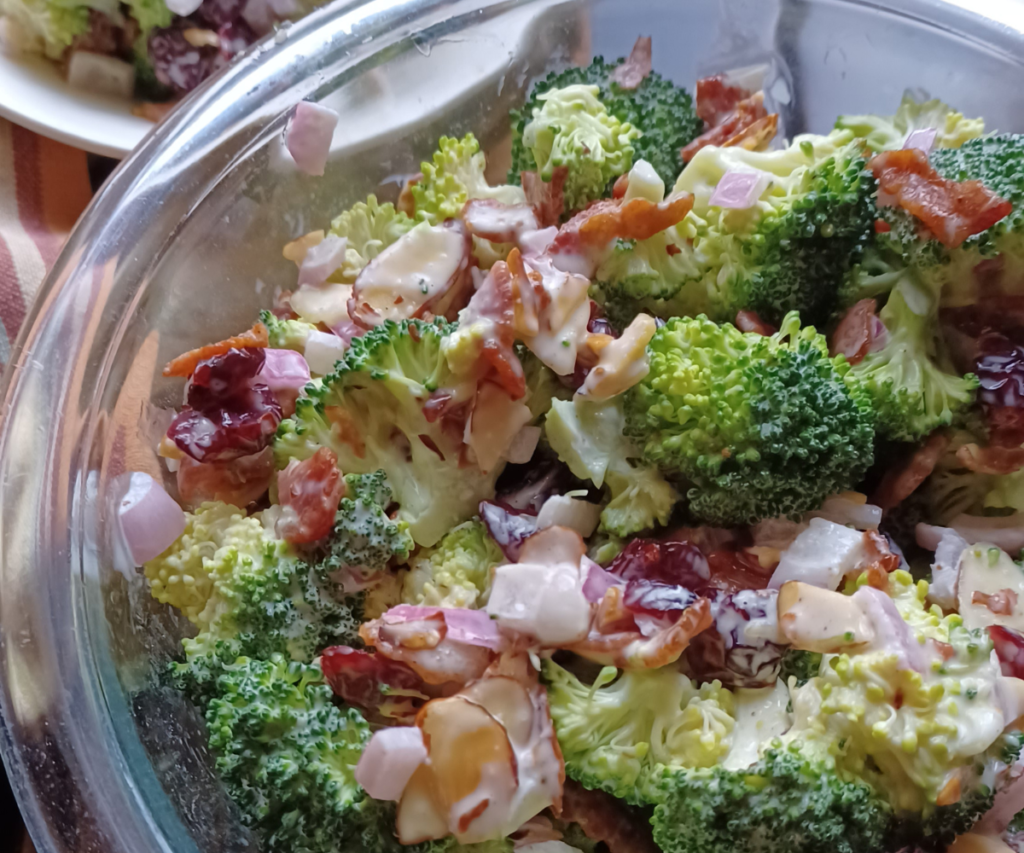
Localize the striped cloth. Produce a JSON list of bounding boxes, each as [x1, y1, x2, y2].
[[0, 118, 92, 367]]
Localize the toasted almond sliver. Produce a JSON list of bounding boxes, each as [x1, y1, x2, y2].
[[182, 28, 220, 48]]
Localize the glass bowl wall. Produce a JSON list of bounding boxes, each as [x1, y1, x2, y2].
[[3, 1, 1024, 852]]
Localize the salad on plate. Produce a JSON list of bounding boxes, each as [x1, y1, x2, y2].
[[121, 35, 1024, 853]]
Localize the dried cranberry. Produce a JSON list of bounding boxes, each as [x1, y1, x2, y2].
[[623, 579, 697, 618], [990, 625, 1024, 679], [167, 347, 282, 462], [148, 27, 217, 93], [587, 302, 618, 338], [320, 646, 427, 724], [218, 19, 254, 59], [976, 331, 1024, 409], [197, 0, 246, 27], [479, 500, 539, 561], [607, 539, 709, 588], [686, 589, 783, 688]]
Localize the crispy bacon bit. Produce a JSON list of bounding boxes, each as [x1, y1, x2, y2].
[[682, 91, 769, 163], [162, 322, 269, 377], [723, 113, 778, 153], [320, 645, 432, 724], [956, 443, 1024, 475], [695, 74, 753, 127], [398, 172, 423, 218], [276, 447, 344, 544], [868, 148, 1012, 249], [735, 310, 775, 336], [464, 260, 526, 399], [560, 780, 661, 853], [550, 192, 695, 253], [874, 430, 951, 510], [874, 218, 891, 234], [522, 166, 568, 227], [990, 624, 1024, 678], [612, 173, 630, 199], [610, 36, 652, 90], [973, 588, 1019, 616], [935, 775, 962, 807], [830, 298, 877, 365], [176, 447, 275, 509], [325, 405, 366, 458]]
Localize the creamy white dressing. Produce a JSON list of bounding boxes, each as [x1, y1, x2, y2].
[[777, 581, 875, 652], [722, 681, 792, 771], [958, 543, 1024, 632]]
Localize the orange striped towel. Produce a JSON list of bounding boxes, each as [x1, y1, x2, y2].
[[0, 118, 92, 367]]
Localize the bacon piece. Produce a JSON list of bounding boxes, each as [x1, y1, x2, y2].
[[956, 443, 1024, 476], [705, 548, 772, 591], [398, 172, 423, 217], [830, 298, 878, 365], [868, 148, 1012, 249], [735, 310, 775, 336], [320, 645, 435, 724], [974, 588, 1019, 616], [462, 261, 526, 399], [461, 199, 539, 244], [723, 112, 778, 152], [162, 322, 269, 377], [176, 446, 274, 509], [560, 781, 661, 853], [695, 74, 753, 128], [874, 430, 951, 510], [612, 174, 630, 199], [522, 166, 568, 227], [276, 447, 344, 544], [681, 91, 768, 163], [610, 36, 652, 90], [550, 192, 695, 255]]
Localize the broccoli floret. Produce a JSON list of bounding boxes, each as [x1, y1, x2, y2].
[[144, 502, 361, 667], [509, 56, 702, 189], [835, 93, 984, 154], [1, 0, 90, 58], [316, 470, 414, 580], [202, 654, 372, 853], [779, 650, 823, 687], [411, 133, 526, 224], [847, 284, 977, 441], [545, 396, 679, 536], [624, 312, 874, 525], [876, 135, 1024, 306], [274, 318, 502, 547], [648, 742, 893, 853], [519, 84, 640, 212], [260, 309, 319, 352], [543, 660, 735, 804], [402, 520, 503, 608], [327, 194, 416, 284]]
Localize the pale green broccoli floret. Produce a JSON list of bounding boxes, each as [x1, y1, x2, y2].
[[543, 660, 735, 804], [402, 520, 502, 608], [411, 133, 526, 224], [327, 194, 416, 283], [835, 93, 984, 153], [273, 318, 501, 547], [260, 310, 319, 352], [317, 471, 413, 579], [846, 284, 977, 441], [1, 0, 91, 58], [198, 654, 372, 853], [522, 84, 640, 212], [986, 469, 1024, 512], [545, 396, 678, 536], [625, 312, 874, 525]]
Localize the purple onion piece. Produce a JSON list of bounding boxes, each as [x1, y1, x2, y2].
[[479, 500, 539, 561]]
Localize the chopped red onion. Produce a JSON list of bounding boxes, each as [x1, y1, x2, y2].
[[383, 604, 506, 651], [505, 425, 541, 465], [354, 726, 427, 801], [297, 235, 348, 288], [304, 329, 347, 376], [903, 128, 938, 154], [581, 558, 620, 603], [708, 170, 771, 209], [258, 348, 310, 393], [918, 516, 1024, 554], [868, 315, 889, 352], [518, 227, 558, 257], [385, 604, 443, 621], [285, 102, 339, 177], [330, 320, 362, 345], [117, 472, 186, 566]]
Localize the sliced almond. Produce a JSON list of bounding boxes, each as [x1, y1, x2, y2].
[[777, 581, 874, 653]]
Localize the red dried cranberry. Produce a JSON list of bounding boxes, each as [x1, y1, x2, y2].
[[607, 539, 709, 588], [587, 302, 618, 338], [622, 579, 697, 618], [990, 625, 1024, 679], [686, 589, 783, 688], [167, 347, 282, 463], [976, 331, 1024, 409], [218, 19, 254, 58], [197, 0, 246, 27], [320, 646, 427, 724], [479, 500, 539, 561], [148, 28, 218, 93]]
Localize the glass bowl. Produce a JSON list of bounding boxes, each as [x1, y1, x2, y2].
[[3, 1, 1024, 852]]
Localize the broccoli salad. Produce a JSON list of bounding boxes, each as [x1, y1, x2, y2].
[[124, 35, 1024, 853]]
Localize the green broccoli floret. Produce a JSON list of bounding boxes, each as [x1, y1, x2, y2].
[[327, 194, 416, 283], [779, 650, 823, 687], [509, 56, 702, 189], [260, 309, 319, 352], [1, 0, 90, 58], [411, 133, 526, 224], [144, 502, 362, 668], [624, 312, 874, 525], [545, 396, 679, 536], [543, 660, 735, 804], [835, 93, 984, 154], [876, 135, 1024, 306], [519, 84, 640, 212], [201, 654, 372, 853], [648, 742, 893, 853], [317, 471, 414, 578], [274, 318, 501, 547], [402, 520, 503, 608], [846, 284, 977, 441]]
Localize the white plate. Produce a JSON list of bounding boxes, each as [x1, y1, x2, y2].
[[0, 49, 153, 158]]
